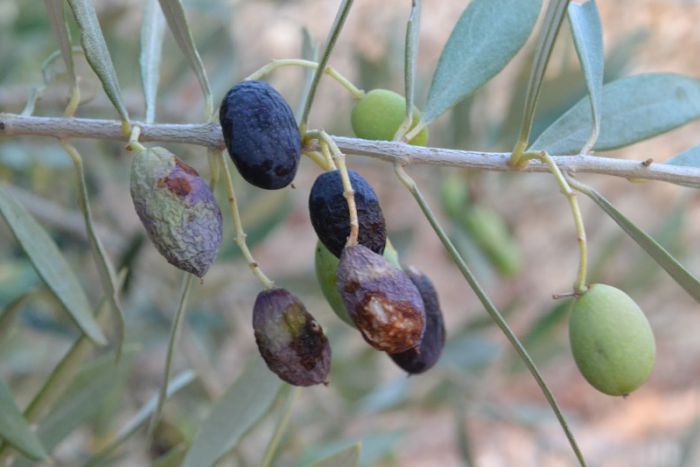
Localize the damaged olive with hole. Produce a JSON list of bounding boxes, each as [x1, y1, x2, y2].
[[219, 80, 301, 189], [130, 146, 223, 277], [253, 288, 331, 386], [315, 239, 401, 327], [336, 244, 425, 353], [389, 267, 446, 374], [309, 169, 386, 258]]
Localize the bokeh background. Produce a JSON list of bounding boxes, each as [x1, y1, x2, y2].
[[2, 0, 700, 465]]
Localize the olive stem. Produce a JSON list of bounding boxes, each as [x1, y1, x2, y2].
[[300, 0, 355, 127], [523, 151, 588, 293], [306, 130, 359, 247], [219, 151, 276, 289], [319, 140, 338, 170], [147, 272, 194, 442], [394, 163, 586, 467], [245, 59, 364, 100], [302, 150, 334, 171], [259, 386, 299, 467], [60, 141, 126, 359]]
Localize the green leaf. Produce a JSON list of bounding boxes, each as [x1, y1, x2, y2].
[[0, 379, 48, 461], [13, 351, 134, 467], [532, 73, 700, 154], [312, 443, 361, 467], [512, 0, 568, 150], [66, 0, 130, 125], [0, 184, 106, 345], [667, 145, 700, 168], [567, 0, 604, 154], [158, 0, 213, 118], [570, 178, 700, 302], [295, 27, 319, 123], [43, 0, 75, 83], [421, 0, 542, 125], [140, 0, 166, 124], [181, 358, 282, 467], [403, 0, 421, 118], [82, 370, 195, 467]]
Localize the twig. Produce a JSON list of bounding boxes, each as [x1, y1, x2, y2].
[[3, 114, 700, 186]]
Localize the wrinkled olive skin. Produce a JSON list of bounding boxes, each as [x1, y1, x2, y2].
[[336, 244, 425, 353], [130, 146, 223, 277], [569, 284, 655, 396], [351, 89, 429, 146], [314, 239, 401, 327], [219, 80, 301, 190], [389, 267, 446, 374], [309, 170, 386, 258], [253, 288, 331, 386]]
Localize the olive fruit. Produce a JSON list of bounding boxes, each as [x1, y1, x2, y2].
[[309, 169, 386, 258], [253, 288, 331, 386], [351, 89, 429, 146], [569, 284, 655, 396], [389, 267, 446, 374], [462, 206, 521, 277], [314, 239, 401, 327], [130, 146, 223, 277], [336, 244, 425, 353], [219, 80, 301, 190]]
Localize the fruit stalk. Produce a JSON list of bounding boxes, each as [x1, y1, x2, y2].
[[244, 59, 364, 100], [394, 163, 586, 467], [524, 151, 588, 294], [306, 130, 359, 247], [219, 151, 275, 289]]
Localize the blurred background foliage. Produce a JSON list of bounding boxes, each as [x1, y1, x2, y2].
[[1, 0, 700, 466]]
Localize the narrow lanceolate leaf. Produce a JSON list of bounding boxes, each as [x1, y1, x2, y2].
[[182, 359, 282, 467], [66, 0, 130, 125], [140, 0, 166, 124], [513, 0, 568, 149], [570, 178, 700, 303], [567, 0, 603, 154], [532, 73, 700, 154], [421, 0, 542, 126], [44, 0, 75, 83], [312, 443, 361, 467], [667, 145, 700, 168], [295, 27, 319, 123], [0, 184, 106, 345], [404, 0, 421, 118], [0, 379, 48, 461], [157, 0, 213, 118]]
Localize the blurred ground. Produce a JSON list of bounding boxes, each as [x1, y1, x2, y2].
[[2, 0, 700, 466]]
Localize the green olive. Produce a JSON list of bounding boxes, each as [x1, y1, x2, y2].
[[569, 284, 655, 396], [351, 89, 429, 146]]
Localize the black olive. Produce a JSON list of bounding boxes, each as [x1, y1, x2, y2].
[[309, 170, 386, 258], [389, 267, 446, 374], [219, 80, 301, 190]]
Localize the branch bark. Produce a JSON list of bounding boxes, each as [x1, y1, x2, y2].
[[2, 113, 700, 186]]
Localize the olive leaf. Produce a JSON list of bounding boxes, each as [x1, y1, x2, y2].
[[403, 0, 421, 120], [43, 0, 75, 84], [0, 379, 48, 461], [421, 0, 542, 126], [567, 0, 604, 154], [311, 443, 361, 467], [66, 0, 130, 125], [0, 184, 106, 345], [512, 0, 569, 149], [295, 27, 319, 123], [182, 358, 282, 467], [569, 178, 700, 303], [140, 0, 166, 124], [82, 370, 196, 467], [531, 73, 700, 154], [667, 145, 700, 168], [158, 0, 213, 118]]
